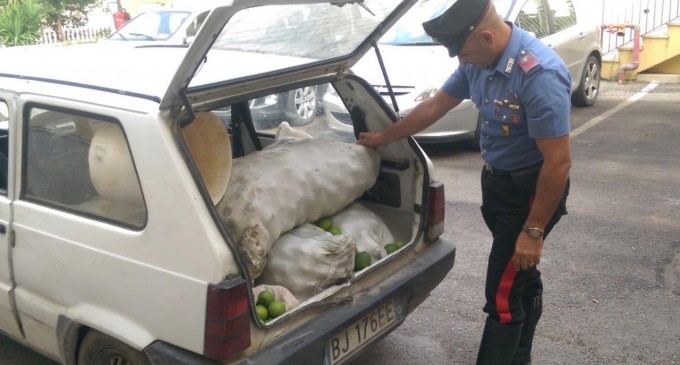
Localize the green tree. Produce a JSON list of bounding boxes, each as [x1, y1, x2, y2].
[[0, 0, 43, 46], [39, 0, 102, 41]]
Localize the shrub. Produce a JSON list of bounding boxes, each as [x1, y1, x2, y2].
[[0, 0, 43, 46]]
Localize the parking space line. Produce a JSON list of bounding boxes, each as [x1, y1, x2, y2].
[[570, 82, 659, 138]]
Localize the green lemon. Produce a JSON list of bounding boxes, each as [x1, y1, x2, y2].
[[328, 226, 342, 235], [393, 240, 406, 249], [384, 243, 399, 254], [316, 218, 333, 231], [268, 300, 287, 318], [257, 290, 275, 306], [354, 251, 372, 271], [256, 304, 269, 321]]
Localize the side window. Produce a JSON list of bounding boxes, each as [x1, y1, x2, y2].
[[23, 107, 146, 228], [220, 83, 356, 142], [515, 0, 550, 38], [545, 0, 576, 33], [0, 101, 8, 194]]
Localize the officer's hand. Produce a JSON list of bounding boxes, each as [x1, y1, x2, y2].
[[513, 233, 543, 271], [357, 131, 386, 148]]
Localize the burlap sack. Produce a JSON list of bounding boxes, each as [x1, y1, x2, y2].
[[216, 138, 380, 279]]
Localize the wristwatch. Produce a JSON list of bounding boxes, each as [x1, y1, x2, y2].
[[522, 225, 544, 239]]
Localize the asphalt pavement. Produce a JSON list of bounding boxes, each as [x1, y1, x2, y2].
[[2, 80, 679, 364]]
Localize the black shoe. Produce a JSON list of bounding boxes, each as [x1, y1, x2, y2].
[[476, 317, 523, 365]]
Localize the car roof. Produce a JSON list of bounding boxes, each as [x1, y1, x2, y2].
[[0, 44, 186, 101], [3, 0, 422, 110]]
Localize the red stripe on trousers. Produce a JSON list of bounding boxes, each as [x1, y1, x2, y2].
[[496, 258, 517, 324]]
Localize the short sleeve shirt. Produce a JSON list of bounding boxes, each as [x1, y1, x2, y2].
[[442, 23, 571, 171]]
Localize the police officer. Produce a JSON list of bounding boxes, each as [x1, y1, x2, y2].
[[357, 0, 571, 364]]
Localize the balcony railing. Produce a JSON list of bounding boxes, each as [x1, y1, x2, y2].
[[601, 0, 680, 54]]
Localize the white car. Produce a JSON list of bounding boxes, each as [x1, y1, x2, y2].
[[102, 0, 220, 45], [324, 0, 602, 145], [103, 1, 324, 126], [0, 1, 454, 364]]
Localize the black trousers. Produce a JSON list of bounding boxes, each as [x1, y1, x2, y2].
[[480, 163, 569, 325]]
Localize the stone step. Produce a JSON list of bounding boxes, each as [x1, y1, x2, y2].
[[635, 73, 680, 84]]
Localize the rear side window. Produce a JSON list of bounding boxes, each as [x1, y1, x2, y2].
[[221, 82, 357, 143], [515, 0, 550, 38], [23, 107, 146, 228], [546, 0, 576, 33]]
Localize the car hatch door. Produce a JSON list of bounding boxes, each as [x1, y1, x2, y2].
[[159, 0, 419, 112]]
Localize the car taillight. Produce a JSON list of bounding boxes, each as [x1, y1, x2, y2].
[[204, 277, 251, 360], [426, 181, 445, 242]]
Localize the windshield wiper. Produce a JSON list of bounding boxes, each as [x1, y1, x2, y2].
[[358, 2, 375, 16], [128, 33, 156, 41], [332, 0, 375, 16]]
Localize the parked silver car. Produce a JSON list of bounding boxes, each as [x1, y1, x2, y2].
[[324, 0, 602, 145]]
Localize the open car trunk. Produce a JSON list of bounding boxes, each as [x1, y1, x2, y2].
[[189, 73, 434, 307], [172, 71, 448, 362], [159, 0, 451, 362]]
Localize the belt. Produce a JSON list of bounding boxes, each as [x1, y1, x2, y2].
[[484, 163, 513, 177], [484, 161, 543, 177]]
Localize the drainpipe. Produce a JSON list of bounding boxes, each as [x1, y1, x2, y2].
[[602, 23, 641, 83]]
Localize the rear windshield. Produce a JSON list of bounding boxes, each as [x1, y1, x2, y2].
[[190, 1, 403, 87]]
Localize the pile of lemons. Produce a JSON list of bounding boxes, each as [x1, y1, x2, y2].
[[316, 217, 341, 236], [256, 290, 287, 323], [315, 216, 406, 273]]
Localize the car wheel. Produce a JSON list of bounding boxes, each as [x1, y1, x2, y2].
[[572, 54, 600, 107], [282, 86, 317, 126], [77, 329, 151, 365], [466, 112, 482, 150]]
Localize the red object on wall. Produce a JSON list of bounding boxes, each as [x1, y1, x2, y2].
[[113, 9, 131, 29]]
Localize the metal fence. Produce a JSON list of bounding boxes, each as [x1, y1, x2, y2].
[[601, 0, 680, 54], [40, 27, 113, 45]]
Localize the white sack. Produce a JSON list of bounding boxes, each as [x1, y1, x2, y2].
[[216, 138, 380, 279], [331, 202, 395, 261], [274, 121, 313, 141], [257, 224, 356, 300]]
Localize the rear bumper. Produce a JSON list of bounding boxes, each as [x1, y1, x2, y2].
[[145, 238, 456, 365]]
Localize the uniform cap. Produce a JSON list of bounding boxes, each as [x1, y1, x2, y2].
[[422, 0, 491, 57]]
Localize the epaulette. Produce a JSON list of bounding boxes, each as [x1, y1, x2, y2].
[[518, 50, 541, 75]]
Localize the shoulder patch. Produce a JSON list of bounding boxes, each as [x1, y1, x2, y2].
[[518, 50, 541, 75]]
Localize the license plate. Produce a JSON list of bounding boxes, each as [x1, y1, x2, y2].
[[325, 297, 404, 365]]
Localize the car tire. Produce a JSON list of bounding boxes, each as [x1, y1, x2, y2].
[[571, 54, 601, 107], [466, 112, 482, 150], [77, 329, 151, 365], [282, 86, 317, 126]]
